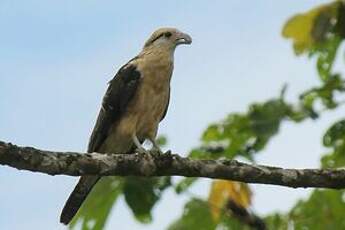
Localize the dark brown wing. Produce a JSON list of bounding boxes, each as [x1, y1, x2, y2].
[[87, 62, 141, 153], [60, 60, 142, 225], [160, 86, 170, 121]]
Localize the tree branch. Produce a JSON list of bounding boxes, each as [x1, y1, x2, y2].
[[1, 140, 345, 189]]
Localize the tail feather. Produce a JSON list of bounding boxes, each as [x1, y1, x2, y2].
[[60, 176, 100, 225]]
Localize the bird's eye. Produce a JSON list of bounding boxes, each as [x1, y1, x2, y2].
[[164, 32, 172, 38]]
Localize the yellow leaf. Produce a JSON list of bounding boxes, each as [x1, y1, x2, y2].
[[208, 180, 252, 221], [282, 2, 336, 55]]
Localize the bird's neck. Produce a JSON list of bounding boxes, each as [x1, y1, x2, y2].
[[142, 45, 175, 60]]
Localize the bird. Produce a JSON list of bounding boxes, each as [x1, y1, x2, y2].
[[60, 27, 192, 225]]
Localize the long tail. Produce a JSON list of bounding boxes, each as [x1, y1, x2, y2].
[[60, 176, 100, 225]]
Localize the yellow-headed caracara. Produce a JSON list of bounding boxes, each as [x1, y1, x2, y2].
[[60, 28, 192, 224]]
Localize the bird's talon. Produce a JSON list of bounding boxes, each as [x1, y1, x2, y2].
[[136, 147, 150, 155], [151, 147, 164, 155]]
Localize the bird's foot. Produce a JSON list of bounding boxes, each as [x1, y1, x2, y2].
[[165, 150, 172, 155], [151, 146, 164, 155]]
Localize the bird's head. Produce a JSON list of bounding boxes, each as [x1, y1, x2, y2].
[[143, 28, 192, 50]]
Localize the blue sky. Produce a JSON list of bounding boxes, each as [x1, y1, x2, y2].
[[1, 0, 342, 229]]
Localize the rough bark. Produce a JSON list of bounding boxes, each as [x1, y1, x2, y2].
[[1, 140, 345, 189]]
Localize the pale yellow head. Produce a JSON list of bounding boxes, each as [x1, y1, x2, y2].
[[143, 27, 192, 50]]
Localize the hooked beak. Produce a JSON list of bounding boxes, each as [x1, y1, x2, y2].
[[176, 32, 192, 45]]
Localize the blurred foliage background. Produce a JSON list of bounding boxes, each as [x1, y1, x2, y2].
[[70, 1, 345, 229]]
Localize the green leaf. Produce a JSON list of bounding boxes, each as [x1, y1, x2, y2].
[[335, 2, 345, 38], [289, 190, 345, 229], [218, 214, 252, 230], [249, 99, 287, 138], [123, 177, 170, 223], [323, 119, 345, 147], [321, 151, 345, 168], [314, 35, 342, 81], [168, 199, 216, 230], [264, 214, 289, 230], [156, 135, 168, 147], [193, 96, 298, 161], [321, 119, 345, 168], [174, 178, 198, 194], [202, 124, 223, 142], [69, 177, 123, 230], [300, 74, 345, 111], [168, 198, 255, 230], [265, 190, 345, 229]]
